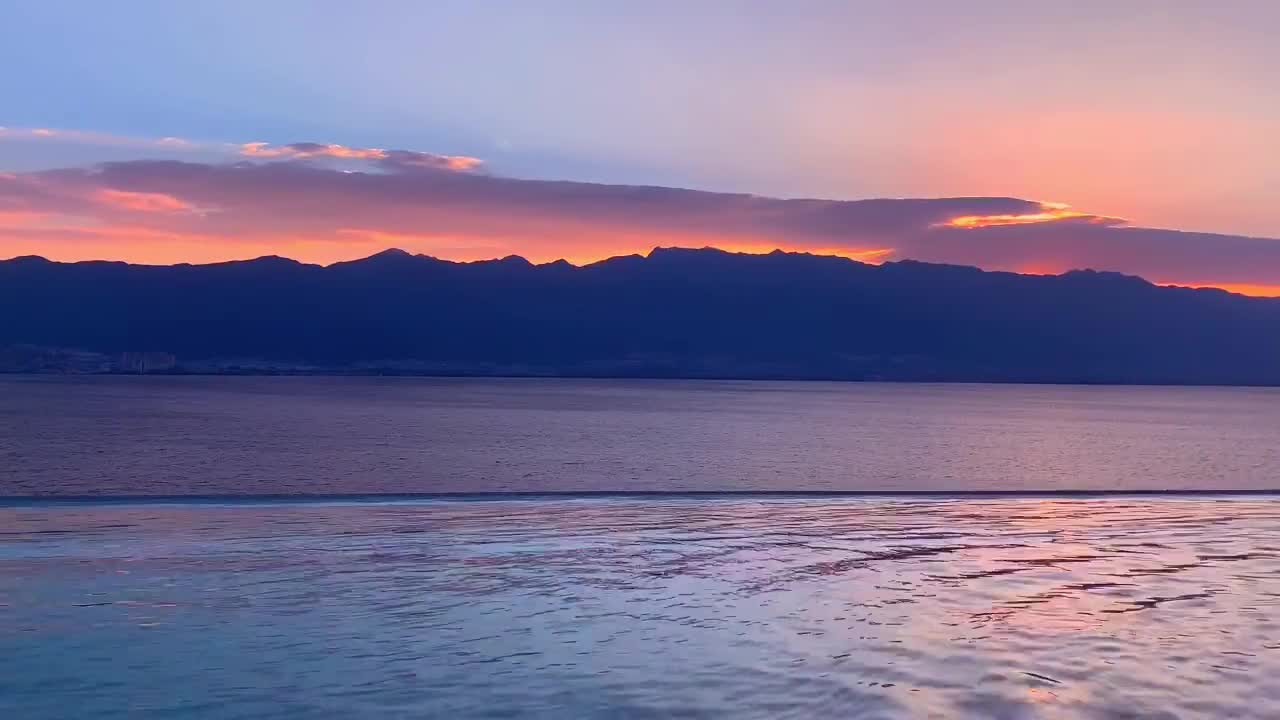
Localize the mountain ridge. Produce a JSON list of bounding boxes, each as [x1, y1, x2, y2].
[[0, 245, 1258, 296], [2, 246, 1277, 384]]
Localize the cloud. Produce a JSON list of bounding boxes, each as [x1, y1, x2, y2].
[[3, 128, 481, 173], [378, 149, 484, 173], [941, 203, 1126, 229], [239, 141, 389, 160], [237, 142, 484, 172], [0, 126, 202, 150], [94, 189, 195, 214], [1, 143, 1280, 292], [0, 210, 46, 226]]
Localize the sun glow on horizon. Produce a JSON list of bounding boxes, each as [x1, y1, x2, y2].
[[1161, 281, 1280, 298], [700, 244, 896, 265]]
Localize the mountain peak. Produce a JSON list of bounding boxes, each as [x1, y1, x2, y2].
[[2, 255, 53, 266], [647, 246, 730, 259], [372, 248, 412, 258], [243, 255, 303, 266], [1058, 268, 1151, 288], [334, 248, 432, 268]]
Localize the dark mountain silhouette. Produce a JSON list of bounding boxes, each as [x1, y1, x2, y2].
[[2, 247, 1279, 384]]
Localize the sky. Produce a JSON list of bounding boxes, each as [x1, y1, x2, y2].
[[2, 1, 1279, 293]]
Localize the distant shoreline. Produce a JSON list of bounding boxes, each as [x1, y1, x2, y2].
[[5, 489, 1280, 505], [4, 369, 1280, 389]]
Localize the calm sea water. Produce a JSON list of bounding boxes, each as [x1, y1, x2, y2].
[[2, 497, 1279, 719], [3, 376, 1280, 495], [4, 378, 1280, 718]]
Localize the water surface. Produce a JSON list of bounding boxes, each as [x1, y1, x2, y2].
[[3, 497, 1279, 719], [5, 378, 1280, 717], [4, 376, 1279, 495]]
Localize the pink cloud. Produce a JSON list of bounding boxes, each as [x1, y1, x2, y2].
[[238, 142, 485, 173], [240, 141, 389, 160], [2, 146, 1280, 291], [94, 189, 196, 213], [0, 210, 46, 225]]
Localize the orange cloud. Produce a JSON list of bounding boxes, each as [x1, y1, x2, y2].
[[942, 202, 1123, 229], [95, 189, 195, 213], [240, 142, 389, 160], [379, 150, 484, 172], [444, 156, 483, 171]]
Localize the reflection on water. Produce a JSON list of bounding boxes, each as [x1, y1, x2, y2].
[[2, 497, 1279, 719]]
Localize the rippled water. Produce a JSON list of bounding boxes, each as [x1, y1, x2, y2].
[[4, 376, 1280, 494], [3, 497, 1279, 719]]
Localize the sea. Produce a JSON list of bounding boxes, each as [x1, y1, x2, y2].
[[2, 377, 1279, 718]]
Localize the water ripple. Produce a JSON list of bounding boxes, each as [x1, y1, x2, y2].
[[1, 497, 1279, 718]]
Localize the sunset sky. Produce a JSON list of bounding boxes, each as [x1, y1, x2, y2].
[[2, 1, 1279, 293]]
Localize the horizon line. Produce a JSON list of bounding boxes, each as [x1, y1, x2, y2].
[[5, 244, 1279, 298], [4, 489, 1280, 506]]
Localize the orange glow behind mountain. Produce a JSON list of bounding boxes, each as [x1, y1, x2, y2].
[[1165, 282, 1280, 298]]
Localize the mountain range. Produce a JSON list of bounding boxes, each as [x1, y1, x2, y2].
[[3, 247, 1279, 385]]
